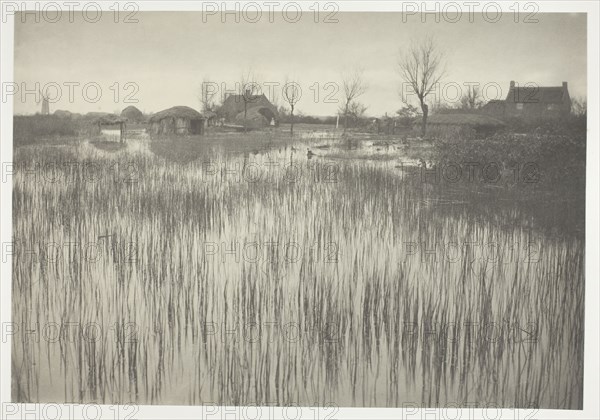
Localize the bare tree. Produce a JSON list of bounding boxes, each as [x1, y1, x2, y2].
[[198, 77, 217, 113], [460, 85, 483, 110], [340, 68, 367, 133], [239, 69, 261, 132], [277, 105, 290, 118], [398, 37, 446, 136], [571, 96, 587, 116], [282, 77, 301, 136], [339, 101, 368, 127]]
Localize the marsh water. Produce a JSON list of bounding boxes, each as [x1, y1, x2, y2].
[[12, 131, 584, 408]]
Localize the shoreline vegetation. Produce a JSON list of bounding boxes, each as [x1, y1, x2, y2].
[[13, 113, 586, 231]]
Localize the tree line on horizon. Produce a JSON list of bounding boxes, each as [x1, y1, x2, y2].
[[199, 36, 587, 136]]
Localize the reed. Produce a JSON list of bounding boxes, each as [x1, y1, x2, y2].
[[12, 135, 584, 408]]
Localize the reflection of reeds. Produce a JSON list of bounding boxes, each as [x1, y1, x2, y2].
[[12, 139, 584, 408], [12, 359, 29, 402]]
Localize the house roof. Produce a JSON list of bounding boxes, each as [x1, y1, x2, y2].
[[505, 85, 568, 104], [219, 94, 278, 119], [223, 93, 270, 104], [427, 113, 506, 127], [149, 106, 203, 122]]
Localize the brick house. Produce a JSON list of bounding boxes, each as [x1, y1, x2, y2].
[[483, 81, 571, 120]]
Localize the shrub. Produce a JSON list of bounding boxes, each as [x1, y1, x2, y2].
[[431, 129, 585, 191], [424, 124, 477, 141], [13, 115, 81, 145]]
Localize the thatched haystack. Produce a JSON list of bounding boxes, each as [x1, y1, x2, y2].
[[148, 106, 205, 135], [218, 94, 279, 128], [234, 106, 277, 130], [121, 105, 144, 123]]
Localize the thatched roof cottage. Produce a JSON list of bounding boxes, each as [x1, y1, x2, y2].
[[148, 106, 205, 135]]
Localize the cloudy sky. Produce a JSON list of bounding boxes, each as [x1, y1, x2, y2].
[[14, 11, 587, 116]]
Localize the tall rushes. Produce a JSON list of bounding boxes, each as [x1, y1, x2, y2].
[[12, 137, 584, 408]]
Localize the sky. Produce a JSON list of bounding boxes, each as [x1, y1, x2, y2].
[[13, 11, 587, 117]]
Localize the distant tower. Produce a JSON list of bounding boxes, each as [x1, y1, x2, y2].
[[39, 90, 49, 115]]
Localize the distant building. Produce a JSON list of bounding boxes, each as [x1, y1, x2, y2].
[[482, 81, 571, 120], [218, 93, 279, 129], [148, 106, 205, 135]]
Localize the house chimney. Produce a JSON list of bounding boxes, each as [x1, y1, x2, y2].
[[510, 80, 515, 89], [562, 81, 568, 89]]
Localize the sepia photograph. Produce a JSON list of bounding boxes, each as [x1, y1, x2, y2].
[[0, 2, 598, 419]]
